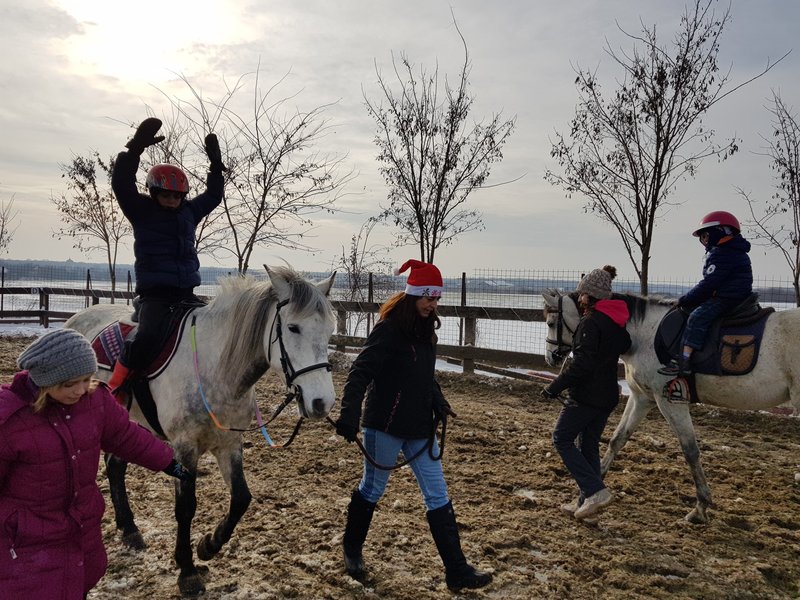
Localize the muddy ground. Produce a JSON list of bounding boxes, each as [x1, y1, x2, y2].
[[1, 335, 799, 599]]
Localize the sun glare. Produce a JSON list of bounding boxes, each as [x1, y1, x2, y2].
[[56, 0, 253, 84]]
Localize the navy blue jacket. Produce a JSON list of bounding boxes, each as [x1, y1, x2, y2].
[[338, 318, 449, 439], [112, 151, 223, 293], [679, 234, 752, 308]]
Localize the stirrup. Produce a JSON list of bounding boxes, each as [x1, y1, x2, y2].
[[662, 376, 690, 404]]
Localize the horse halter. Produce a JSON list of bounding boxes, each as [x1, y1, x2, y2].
[[268, 299, 333, 414], [545, 292, 576, 363]]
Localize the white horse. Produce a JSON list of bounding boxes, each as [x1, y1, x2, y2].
[[66, 265, 336, 595], [541, 288, 800, 524]]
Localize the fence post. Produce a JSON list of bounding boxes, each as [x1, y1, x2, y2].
[[458, 272, 466, 345], [336, 309, 347, 352], [462, 315, 476, 374], [367, 272, 374, 335], [39, 289, 49, 328], [1, 266, 4, 314]]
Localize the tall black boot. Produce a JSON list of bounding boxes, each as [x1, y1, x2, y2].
[[426, 501, 492, 591], [342, 489, 376, 579]]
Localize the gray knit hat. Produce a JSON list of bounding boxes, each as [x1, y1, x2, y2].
[[576, 266, 616, 300], [17, 328, 97, 387]]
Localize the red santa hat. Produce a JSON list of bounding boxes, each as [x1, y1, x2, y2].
[[394, 259, 443, 298]]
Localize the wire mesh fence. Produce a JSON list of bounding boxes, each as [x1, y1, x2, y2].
[[1, 260, 796, 357]]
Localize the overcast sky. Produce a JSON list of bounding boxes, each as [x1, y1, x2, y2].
[[1, 0, 798, 282]]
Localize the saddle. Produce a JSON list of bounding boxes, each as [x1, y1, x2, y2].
[[90, 299, 203, 436], [654, 293, 774, 378]]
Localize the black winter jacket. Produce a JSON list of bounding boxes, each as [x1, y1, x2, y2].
[[338, 318, 449, 439], [547, 300, 631, 410], [112, 150, 224, 293], [679, 234, 752, 308]]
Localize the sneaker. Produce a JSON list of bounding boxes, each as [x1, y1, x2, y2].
[[574, 488, 613, 520], [658, 359, 692, 377], [560, 497, 582, 516], [657, 360, 681, 376]]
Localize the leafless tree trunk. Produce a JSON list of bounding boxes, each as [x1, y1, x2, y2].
[[52, 153, 131, 298], [364, 18, 515, 263], [0, 195, 18, 255], [741, 91, 800, 306], [545, 0, 785, 294]]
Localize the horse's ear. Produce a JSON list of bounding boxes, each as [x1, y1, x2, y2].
[[317, 271, 336, 297], [265, 265, 291, 300]]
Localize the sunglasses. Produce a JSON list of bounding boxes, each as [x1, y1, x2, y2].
[[158, 190, 186, 200]]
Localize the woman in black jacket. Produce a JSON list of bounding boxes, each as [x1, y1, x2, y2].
[[334, 259, 491, 591], [543, 265, 631, 520]]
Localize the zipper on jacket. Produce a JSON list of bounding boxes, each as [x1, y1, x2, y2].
[[9, 547, 16, 559]]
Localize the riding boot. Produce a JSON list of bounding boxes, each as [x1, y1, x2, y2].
[[342, 489, 376, 579], [426, 501, 492, 591], [108, 361, 132, 404]]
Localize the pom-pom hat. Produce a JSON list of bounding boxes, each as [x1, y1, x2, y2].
[[17, 328, 97, 388], [395, 259, 443, 298], [576, 267, 614, 300]]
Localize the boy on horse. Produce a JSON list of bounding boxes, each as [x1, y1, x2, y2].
[[658, 210, 753, 377], [108, 118, 226, 399]]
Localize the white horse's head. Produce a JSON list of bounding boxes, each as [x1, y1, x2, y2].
[[541, 288, 581, 367], [265, 265, 337, 420]]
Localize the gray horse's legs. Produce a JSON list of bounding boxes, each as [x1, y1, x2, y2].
[[654, 398, 712, 524], [601, 393, 655, 477], [196, 449, 252, 561], [104, 453, 145, 550], [173, 453, 203, 596]]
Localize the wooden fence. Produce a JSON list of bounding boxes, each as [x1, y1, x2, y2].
[[0, 287, 555, 380]]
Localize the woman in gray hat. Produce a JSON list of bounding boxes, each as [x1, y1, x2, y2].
[[0, 328, 190, 599], [541, 266, 631, 521]]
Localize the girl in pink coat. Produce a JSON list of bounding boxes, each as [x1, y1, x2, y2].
[[0, 329, 190, 600]]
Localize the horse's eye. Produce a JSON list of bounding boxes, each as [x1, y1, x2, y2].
[[288, 324, 300, 334]]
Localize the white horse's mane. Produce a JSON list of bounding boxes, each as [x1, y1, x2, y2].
[[208, 267, 333, 385]]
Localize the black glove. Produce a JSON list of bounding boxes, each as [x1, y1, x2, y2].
[[163, 458, 192, 481], [335, 419, 358, 443], [125, 118, 165, 154], [434, 404, 457, 421], [204, 133, 227, 172], [541, 386, 558, 400]]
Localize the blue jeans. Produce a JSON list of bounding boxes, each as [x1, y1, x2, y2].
[[552, 402, 613, 498], [357, 428, 449, 511], [683, 298, 737, 350]]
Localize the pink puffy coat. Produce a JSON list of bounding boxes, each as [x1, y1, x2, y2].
[[0, 371, 174, 600]]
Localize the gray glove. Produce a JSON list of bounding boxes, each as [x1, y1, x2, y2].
[[125, 118, 165, 154]]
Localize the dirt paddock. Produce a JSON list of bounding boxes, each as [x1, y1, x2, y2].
[[2, 335, 799, 599]]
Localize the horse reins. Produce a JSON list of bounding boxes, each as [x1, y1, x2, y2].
[[190, 298, 332, 448], [325, 415, 447, 471]]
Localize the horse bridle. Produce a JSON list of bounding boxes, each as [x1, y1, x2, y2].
[[545, 291, 577, 363]]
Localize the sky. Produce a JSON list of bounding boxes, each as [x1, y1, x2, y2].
[[1, 0, 799, 283]]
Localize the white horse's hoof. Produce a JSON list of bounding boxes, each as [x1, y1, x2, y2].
[[685, 507, 708, 524]]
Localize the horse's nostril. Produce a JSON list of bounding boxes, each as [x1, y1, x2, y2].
[[312, 397, 325, 415]]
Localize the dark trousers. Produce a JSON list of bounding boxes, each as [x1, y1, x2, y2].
[[552, 402, 614, 498], [683, 297, 737, 350], [121, 291, 194, 370]]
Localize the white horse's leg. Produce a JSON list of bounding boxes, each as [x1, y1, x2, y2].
[[601, 391, 655, 476], [653, 397, 712, 524]]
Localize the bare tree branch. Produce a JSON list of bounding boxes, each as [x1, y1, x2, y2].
[[545, 0, 786, 294]]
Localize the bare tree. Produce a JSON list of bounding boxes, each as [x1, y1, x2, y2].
[[741, 91, 800, 305], [545, 0, 785, 294], [331, 218, 394, 334], [364, 21, 516, 263], [0, 194, 19, 255], [153, 68, 355, 275], [52, 152, 131, 295]]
